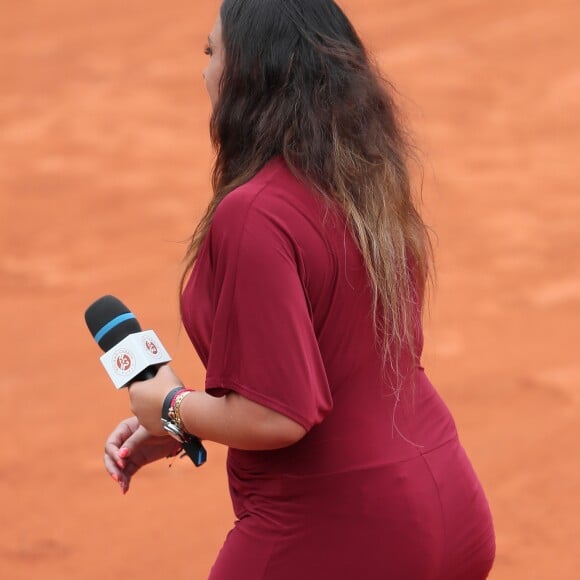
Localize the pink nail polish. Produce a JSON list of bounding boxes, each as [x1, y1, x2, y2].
[[111, 473, 119, 482], [119, 448, 129, 458]]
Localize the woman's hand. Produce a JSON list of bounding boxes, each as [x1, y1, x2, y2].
[[103, 416, 181, 494], [127, 364, 184, 436]]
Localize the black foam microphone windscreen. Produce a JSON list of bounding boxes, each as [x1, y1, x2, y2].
[[85, 295, 142, 352]]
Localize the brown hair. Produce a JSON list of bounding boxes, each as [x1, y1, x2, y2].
[[183, 0, 433, 379]]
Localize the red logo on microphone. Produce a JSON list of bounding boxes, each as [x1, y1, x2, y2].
[[145, 340, 158, 355], [113, 349, 134, 375]]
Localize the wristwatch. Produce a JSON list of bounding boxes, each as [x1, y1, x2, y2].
[[161, 387, 207, 467]]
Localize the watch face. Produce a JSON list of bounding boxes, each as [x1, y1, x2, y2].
[[161, 419, 185, 443]]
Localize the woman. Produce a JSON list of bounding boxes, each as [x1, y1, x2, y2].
[[104, 1, 496, 578]]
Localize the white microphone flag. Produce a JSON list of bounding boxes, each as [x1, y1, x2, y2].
[[99, 330, 171, 389]]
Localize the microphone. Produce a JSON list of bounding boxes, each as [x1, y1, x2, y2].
[[85, 296, 172, 388], [85, 295, 207, 466]]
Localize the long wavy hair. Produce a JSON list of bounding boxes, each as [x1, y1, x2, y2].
[[182, 0, 433, 374]]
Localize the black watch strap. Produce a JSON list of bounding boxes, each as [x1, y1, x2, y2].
[[162, 387, 185, 422], [161, 387, 207, 467]]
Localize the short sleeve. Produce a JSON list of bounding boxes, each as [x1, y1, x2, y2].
[[204, 185, 333, 431]]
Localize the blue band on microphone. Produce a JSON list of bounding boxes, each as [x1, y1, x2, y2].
[[94, 313, 136, 344]]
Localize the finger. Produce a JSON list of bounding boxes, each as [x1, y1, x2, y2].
[[104, 453, 130, 492], [104, 444, 128, 470], [104, 455, 124, 481], [117, 425, 150, 458], [104, 448, 139, 489], [104, 440, 128, 469], [103, 452, 121, 477], [105, 419, 140, 469], [105, 418, 138, 451], [114, 426, 154, 470], [112, 459, 142, 495]]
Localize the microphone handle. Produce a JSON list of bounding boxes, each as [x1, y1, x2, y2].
[[132, 366, 158, 383]]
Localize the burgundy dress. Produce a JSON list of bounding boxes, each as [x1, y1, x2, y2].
[[181, 158, 495, 579]]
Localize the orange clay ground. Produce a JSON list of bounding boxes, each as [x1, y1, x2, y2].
[[0, 1, 578, 578]]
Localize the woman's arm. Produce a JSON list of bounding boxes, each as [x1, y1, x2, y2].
[[179, 390, 307, 451], [128, 365, 307, 451]]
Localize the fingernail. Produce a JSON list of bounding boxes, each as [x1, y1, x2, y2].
[[111, 473, 119, 482], [119, 448, 129, 458], [117, 460, 125, 469]]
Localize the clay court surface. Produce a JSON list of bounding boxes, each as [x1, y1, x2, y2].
[[0, 0, 578, 578]]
